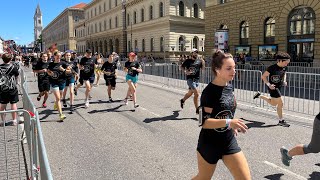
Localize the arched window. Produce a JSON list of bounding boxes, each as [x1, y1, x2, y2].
[[264, 17, 275, 44], [193, 3, 199, 18], [220, 24, 228, 29], [193, 37, 198, 49], [179, 1, 184, 16], [142, 39, 145, 52], [134, 11, 137, 24], [289, 6, 315, 35], [159, 2, 164, 17], [141, 8, 145, 22], [150, 38, 154, 52], [240, 21, 249, 45], [160, 37, 164, 52], [150, 6, 154, 20], [179, 36, 185, 51]]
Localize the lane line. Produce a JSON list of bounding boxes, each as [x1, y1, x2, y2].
[[263, 161, 307, 180]]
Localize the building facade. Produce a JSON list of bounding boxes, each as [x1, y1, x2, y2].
[[42, 3, 86, 52], [205, 0, 320, 63], [75, 0, 205, 58]]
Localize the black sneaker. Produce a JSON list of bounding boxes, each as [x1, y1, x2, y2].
[[109, 97, 114, 102], [278, 120, 290, 127], [74, 88, 77, 96], [70, 106, 74, 114], [180, 99, 184, 109], [62, 99, 67, 108], [253, 91, 261, 99], [196, 108, 199, 115]]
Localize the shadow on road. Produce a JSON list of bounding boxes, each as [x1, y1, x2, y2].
[[87, 105, 135, 114], [264, 173, 284, 180], [240, 118, 278, 129], [308, 171, 320, 180], [39, 109, 58, 120], [143, 110, 197, 123]]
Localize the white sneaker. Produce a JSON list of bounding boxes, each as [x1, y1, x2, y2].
[[85, 100, 89, 108]]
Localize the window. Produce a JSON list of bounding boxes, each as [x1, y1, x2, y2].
[[104, 3, 106, 12], [142, 39, 145, 52], [179, 36, 185, 51], [109, 19, 112, 29], [193, 4, 199, 18], [160, 37, 164, 52], [264, 17, 275, 44], [134, 11, 137, 24], [240, 21, 249, 44], [95, 8, 97, 16], [141, 9, 145, 22], [220, 24, 228, 29], [115, 16, 118, 28], [91, 9, 93, 18], [127, 14, 130, 26], [99, 5, 101, 14], [193, 37, 198, 49], [109, 0, 111, 9], [150, 6, 153, 20], [220, 0, 227, 4], [134, 40, 138, 51], [289, 7, 315, 35], [99, 22, 102, 32], [115, 0, 117, 6], [74, 16, 79, 22], [95, 23, 97, 33], [179, 1, 184, 16], [128, 41, 131, 52], [104, 20, 107, 30], [38, 19, 41, 24], [159, 2, 164, 17], [150, 38, 154, 52]]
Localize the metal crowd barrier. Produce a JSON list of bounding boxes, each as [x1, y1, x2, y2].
[[119, 64, 319, 116], [0, 69, 53, 180]]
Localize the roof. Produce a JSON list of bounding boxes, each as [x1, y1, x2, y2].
[[70, 2, 87, 9]]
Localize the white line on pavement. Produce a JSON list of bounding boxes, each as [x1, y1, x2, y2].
[[263, 161, 307, 180], [139, 106, 161, 117]]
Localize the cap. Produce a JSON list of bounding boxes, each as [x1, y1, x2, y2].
[[86, 49, 92, 53], [129, 52, 136, 57], [192, 48, 199, 53]]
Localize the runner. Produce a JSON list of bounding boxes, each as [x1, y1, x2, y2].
[[101, 54, 117, 102], [124, 52, 142, 108], [71, 52, 79, 87], [47, 51, 70, 121], [74, 49, 96, 108], [94, 53, 104, 86], [33, 53, 50, 108], [253, 51, 291, 127], [62, 52, 78, 113], [180, 49, 205, 114], [0, 53, 20, 126], [280, 112, 320, 166], [193, 50, 250, 180]]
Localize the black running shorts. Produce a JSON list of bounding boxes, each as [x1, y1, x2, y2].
[[0, 92, 19, 104], [197, 129, 241, 164], [105, 77, 116, 88], [38, 80, 50, 92], [268, 87, 282, 98]]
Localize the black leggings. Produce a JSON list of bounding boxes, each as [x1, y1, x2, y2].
[[303, 113, 320, 154]]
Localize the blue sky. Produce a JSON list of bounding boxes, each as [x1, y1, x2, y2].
[[0, 0, 90, 46]]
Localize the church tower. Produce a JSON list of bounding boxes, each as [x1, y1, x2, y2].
[[34, 4, 43, 42]]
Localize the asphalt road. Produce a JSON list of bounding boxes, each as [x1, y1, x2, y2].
[[22, 68, 319, 180]]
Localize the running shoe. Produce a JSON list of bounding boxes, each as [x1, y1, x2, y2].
[[278, 120, 290, 127], [42, 103, 47, 108], [123, 98, 128, 105], [89, 95, 92, 100], [74, 88, 77, 96], [180, 99, 184, 109], [53, 103, 58, 110], [85, 100, 89, 108], [109, 97, 114, 102], [70, 105, 74, 114], [134, 103, 139, 108], [62, 99, 67, 108], [253, 91, 261, 99], [59, 114, 66, 121], [280, 147, 292, 166], [37, 95, 41, 101], [196, 107, 199, 115]]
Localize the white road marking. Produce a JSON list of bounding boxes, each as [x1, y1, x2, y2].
[[263, 161, 307, 180], [139, 106, 161, 117]]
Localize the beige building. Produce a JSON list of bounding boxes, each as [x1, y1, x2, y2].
[[75, 0, 205, 58], [42, 3, 86, 52], [205, 0, 320, 63]]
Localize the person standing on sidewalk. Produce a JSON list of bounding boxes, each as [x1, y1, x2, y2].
[[180, 49, 205, 114], [280, 112, 320, 166], [74, 49, 96, 108], [101, 54, 117, 102], [61, 52, 78, 113], [47, 51, 70, 121], [0, 53, 20, 126], [193, 50, 250, 180], [124, 52, 142, 108], [253, 52, 291, 127], [33, 53, 50, 108]]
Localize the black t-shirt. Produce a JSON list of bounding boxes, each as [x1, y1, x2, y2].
[[0, 63, 19, 95], [266, 64, 287, 88], [181, 58, 203, 79], [48, 61, 68, 84], [201, 83, 237, 131], [64, 60, 78, 80], [80, 57, 96, 77], [101, 61, 117, 79], [34, 61, 50, 82], [125, 61, 141, 77]]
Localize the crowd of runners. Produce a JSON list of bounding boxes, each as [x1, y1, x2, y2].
[[0, 48, 319, 179]]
